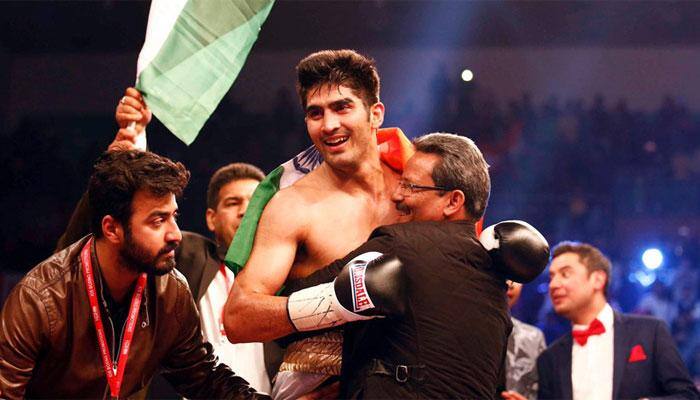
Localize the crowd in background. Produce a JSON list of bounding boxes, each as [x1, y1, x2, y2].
[[1, 76, 699, 382]]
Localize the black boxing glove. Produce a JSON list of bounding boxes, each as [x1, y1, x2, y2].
[[287, 252, 406, 332], [479, 220, 550, 283]]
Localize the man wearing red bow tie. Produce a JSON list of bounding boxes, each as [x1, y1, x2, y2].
[[537, 242, 698, 400]]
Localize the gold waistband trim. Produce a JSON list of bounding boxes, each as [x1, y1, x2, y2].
[[279, 330, 343, 375]]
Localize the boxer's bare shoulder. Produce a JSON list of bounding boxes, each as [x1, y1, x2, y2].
[[232, 184, 308, 295]]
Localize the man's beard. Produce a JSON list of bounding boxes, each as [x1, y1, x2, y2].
[[119, 228, 178, 276]]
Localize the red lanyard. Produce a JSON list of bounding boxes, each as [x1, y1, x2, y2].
[[80, 238, 147, 399]]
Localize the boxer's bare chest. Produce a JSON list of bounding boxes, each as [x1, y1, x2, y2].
[[287, 191, 398, 279]]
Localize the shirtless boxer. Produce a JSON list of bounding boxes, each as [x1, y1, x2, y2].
[[223, 49, 401, 398]]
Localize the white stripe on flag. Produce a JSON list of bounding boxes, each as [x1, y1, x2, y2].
[[136, 0, 189, 77]]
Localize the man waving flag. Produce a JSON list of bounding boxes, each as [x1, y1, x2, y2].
[[134, 0, 275, 146]]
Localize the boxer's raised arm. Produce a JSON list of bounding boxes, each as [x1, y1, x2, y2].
[[223, 192, 303, 343]]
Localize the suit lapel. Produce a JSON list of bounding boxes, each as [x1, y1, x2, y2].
[[612, 311, 629, 399], [559, 334, 574, 398], [195, 242, 229, 303]]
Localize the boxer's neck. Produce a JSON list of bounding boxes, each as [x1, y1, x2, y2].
[[322, 156, 386, 195]]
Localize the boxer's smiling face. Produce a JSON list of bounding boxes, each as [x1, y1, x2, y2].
[[392, 151, 451, 223], [304, 84, 384, 172]]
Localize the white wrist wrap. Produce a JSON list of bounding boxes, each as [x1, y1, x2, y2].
[[288, 282, 369, 332], [287, 251, 385, 332]]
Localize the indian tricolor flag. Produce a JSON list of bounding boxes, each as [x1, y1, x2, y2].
[[135, 0, 275, 145], [225, 127, 415, 274]]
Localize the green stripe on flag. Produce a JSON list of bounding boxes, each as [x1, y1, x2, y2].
[[225, 165, 284, 274], [148, 0, 272, 72], [137, 0, 274, 145]]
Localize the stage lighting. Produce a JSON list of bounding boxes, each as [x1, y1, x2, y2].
[[642, 248, 663, 270], [461, 69, 473, 82], [633, 270, 657, 287]]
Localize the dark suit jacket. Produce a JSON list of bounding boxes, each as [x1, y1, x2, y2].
[[537, 311, 699, 400]]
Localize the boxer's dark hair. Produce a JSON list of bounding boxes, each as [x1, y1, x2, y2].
[[552, 241, 611, 297], [413, 133, 490, 221], [296, 49, 380, 110], [88, 150, 190, 237], [207, 162, 265, 210]]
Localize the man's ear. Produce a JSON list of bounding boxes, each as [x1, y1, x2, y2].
[[102, 215, 124, 244], [590, 270, 608, 292], [443, 190, 466, 218], [369, 102, 385, 129], [205, 208, 217, 233]]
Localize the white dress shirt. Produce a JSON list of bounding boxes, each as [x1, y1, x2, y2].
[[199, 267, 271, 394], [571, 303, 615, 400]]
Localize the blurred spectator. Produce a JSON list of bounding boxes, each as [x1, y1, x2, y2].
[[502, 281, 546, 400], [635, 281, 677, 326]]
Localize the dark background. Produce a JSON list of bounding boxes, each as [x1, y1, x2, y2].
[[1, 0, 699, 381]]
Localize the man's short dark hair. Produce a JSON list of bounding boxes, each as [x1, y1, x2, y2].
[[413, 133, 490, 222], [296, 49, 380, 110], [552, 241, 612, 296], [206, 163, 265, 210], [88, 150, 190, 237]]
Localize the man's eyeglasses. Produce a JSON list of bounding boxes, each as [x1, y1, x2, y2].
[[398, 180, 450, 195]]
